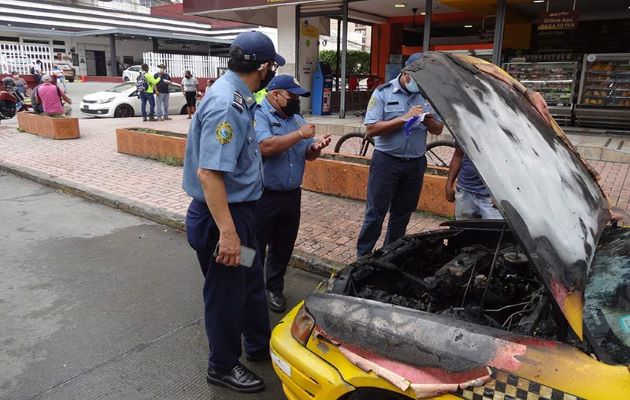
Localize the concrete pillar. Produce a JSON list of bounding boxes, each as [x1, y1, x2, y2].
[[152, 37, 159, 53], [423, 0, 432, 52], [492, 0, 507, 65], [109, 34, 117, 77], [277, 5, 297, 77]]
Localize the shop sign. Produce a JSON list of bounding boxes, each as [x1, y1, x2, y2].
[[538, 11, 578, 31]]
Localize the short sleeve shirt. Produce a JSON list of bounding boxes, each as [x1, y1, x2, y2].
[[182, 70, 263, 203], [457, 149, 490, 196], [37, 83, 64, 114], [254, 98, 314, 191], [155, 73, 171, 93], [364, 76, 440, 159], [182, 77, 199, 92]]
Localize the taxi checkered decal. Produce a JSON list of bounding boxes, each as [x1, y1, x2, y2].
[[455, 370, 585, 400]]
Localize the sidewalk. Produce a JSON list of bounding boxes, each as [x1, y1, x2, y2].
[[0, 116, 444, 270], [1, 115, 628, 270]]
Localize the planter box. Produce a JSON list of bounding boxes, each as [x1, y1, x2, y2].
[[116, 127, 186, 164], [17, 112, 80, 140], [303, 153, 454, 218]]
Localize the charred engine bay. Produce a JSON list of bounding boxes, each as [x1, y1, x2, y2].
[[339, 229, 559, 339]]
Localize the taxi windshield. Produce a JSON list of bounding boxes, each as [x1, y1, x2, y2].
[[584, 228, 630, 365]]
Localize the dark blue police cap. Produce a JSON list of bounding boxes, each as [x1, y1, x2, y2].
[[231, 31, 286, 66], [405, 52, 424, 66], [267, 75, 310, 97]]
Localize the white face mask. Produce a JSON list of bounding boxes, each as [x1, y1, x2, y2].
[[405, 74, 421, 93]]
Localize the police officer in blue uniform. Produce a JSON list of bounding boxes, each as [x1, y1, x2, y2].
[[182, 31, 284, 394], [357, 53, 444, 257], [254, 75, 332, 313]]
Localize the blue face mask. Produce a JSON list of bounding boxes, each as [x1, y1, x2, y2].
[[405, 75, 421, 93]]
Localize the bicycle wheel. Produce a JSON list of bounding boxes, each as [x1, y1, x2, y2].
[[334, 132, 374, 157], [426, 139, 456, 168]]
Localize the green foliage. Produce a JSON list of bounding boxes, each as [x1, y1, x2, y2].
[[156, 156, 184, 167], [319, 50, 370, 75]]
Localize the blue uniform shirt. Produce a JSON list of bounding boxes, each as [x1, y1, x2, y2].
[[458, 153, 490, 196], [364, 76, 439, 159], [182, 70, 263, 203], [254, 98, 313, 191]]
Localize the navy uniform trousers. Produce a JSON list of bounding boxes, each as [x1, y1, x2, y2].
[[255, 188, 301, 294], [357, 150, 427, 257], [186, 199, 270, 371]]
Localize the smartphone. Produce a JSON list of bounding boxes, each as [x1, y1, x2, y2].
[[213, 243, 256, 268]]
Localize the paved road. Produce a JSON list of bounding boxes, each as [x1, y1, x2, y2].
[[0, 172, 323, 400]]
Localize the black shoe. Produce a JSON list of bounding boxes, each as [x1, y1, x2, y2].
[[245, 349, 271, 363], [206, 363, 265, 393], [267, 290, 286, 313]]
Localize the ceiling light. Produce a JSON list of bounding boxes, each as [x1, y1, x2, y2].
[[394, 3, 406, 7], [464, 24, 473, 28], [421, 11, 426, 15], [533, 0, 545, 3]]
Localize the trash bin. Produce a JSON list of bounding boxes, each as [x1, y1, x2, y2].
[[312, 62, 333, 115]]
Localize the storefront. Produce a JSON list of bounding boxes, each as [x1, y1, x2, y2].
[[185, 0, 630, 128]]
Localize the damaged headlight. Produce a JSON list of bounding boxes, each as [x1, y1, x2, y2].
[[291, 305, 315, 346]]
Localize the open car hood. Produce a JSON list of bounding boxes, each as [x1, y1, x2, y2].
[[406, 53, 610, 339]]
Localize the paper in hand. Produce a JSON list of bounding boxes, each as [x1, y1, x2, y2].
[[403, 112, 430, 137]]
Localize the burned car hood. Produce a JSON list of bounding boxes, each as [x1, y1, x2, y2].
[[407, 53, 610, 339]]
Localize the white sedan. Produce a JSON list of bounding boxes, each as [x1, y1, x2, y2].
[[80, 82, 188, 118], [122, 65, 158, 82]]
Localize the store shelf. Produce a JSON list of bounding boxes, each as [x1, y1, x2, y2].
[[505, 61, 578, 122]]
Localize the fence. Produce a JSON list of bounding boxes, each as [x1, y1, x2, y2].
[[0, 43, 54, 75], [142, 52, 229, 78]]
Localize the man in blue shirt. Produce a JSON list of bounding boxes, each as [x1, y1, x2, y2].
[[446, 146, 502, 220], [254, 75, 331, 313], [357, 53, 444, 257], [182, 31, 284, 394]]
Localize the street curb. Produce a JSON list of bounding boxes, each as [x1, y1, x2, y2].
[[0, 161, 344, 278]]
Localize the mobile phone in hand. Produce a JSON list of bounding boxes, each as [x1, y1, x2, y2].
[[213, 243, 256, 268]]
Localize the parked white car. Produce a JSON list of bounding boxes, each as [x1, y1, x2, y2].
[[80, 82, 188, 118], [122, 65, 158, 82]]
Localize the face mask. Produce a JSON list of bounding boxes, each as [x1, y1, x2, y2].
[[281, 98, 301, 117], [257, 68, 275, 92], [405, 75, 421, 93]]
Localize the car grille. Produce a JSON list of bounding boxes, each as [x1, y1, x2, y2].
[[82, 99, 97, 104]]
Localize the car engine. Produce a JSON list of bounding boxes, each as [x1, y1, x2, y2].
[[339, 232, 559, 339]]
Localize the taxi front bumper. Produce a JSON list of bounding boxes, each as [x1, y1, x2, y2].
[[270, 305, 354, 400]]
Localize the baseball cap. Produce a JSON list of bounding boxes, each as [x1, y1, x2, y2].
[[231, 31, 286, 67], [405, 52, 424, 66], [267, 75, 310, 97], [41, 74, 52, 82]]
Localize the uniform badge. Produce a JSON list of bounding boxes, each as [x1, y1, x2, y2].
[[216, 121, 233, 144], [367, 96, 377, 110], [232, 91, 245, 112]]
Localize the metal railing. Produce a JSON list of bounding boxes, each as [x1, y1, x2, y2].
[[0, 42, 54, 75], [142, 52, 228, 78]]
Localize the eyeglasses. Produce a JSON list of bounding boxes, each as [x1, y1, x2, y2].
[[269, 61, 279, 72]]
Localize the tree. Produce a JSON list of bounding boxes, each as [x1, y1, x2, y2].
[[319, 50, 370, 75]]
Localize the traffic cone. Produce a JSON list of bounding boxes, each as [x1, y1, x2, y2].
[[80, 75, 87, 83]]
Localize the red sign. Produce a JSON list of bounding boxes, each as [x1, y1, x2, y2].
[[538, 11, 578, 31]]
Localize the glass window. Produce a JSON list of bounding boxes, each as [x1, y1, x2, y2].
[[106, 82, 135, 93]]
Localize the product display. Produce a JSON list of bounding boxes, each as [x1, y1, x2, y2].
[[576, 53, 630, 128], [505, 61, 578, 124]]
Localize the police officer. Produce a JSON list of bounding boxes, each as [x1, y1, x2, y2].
[[255, 75, 331, 313], [182, 31, 284, 394], [357, 53, 444, 257]]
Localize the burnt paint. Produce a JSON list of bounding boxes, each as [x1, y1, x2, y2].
[[305, 293, 527, 374], [408, 53, 610, 336]]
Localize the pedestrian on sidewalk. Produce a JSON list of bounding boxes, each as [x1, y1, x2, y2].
[[138, 64, 160, 122], [181, 70, 199, 119], [182, 30, 285, 394], [254, 75, 331, 313], [356, 53, 444, 258], [36, 74, 72, 116], [31, 60, 43, 84], [445, 146, 502, 220], [52, 65, 67, 92], [154, 64, 175, 121]]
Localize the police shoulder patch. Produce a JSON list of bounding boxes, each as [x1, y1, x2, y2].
[[367, 95, 377, 110], [216, 121, 233, 144], [232, 91, 245, 112]]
